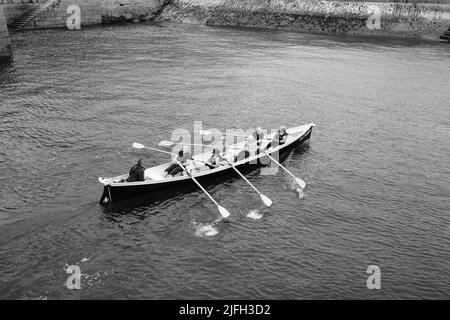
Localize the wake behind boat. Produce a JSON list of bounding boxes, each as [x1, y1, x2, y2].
[[99, 123, 315, 206]]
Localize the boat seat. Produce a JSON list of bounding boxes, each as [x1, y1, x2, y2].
[[145, 170, 164, 181]]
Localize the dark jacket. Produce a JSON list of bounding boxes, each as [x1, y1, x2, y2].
[[178, 151, 192, 164], [252, 131, 264, 146], [274, 130, 288, 145], [126, 164, 145, 182]]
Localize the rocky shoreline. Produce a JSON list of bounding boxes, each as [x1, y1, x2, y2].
[[156, 0, 450, 40]]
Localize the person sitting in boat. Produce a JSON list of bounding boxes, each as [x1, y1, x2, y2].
[[252, 127, 265, 151], [206, 148, 224, 169], [246, 135, 259, 156], [126, 159, 145, 182], [277, 126, 289, 145], [184, 159, 201, 175], [219, 136, 234, 163], [265, 125, 289, 150], [234, 137, 252, 162], [164, 146, 193, 177]]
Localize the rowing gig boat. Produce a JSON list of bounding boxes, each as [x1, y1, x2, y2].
[[99, 123, 315, 204]]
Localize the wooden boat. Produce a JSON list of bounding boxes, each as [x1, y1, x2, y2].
[[99, 123, 315, 204]]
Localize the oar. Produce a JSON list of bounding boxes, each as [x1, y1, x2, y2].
[[263, 150, 306, 190], [199, 130, 271, 140], [224, 159, 272, 207], [133, 142, 230, 218], [174, 159, 230, 218], [158, 140, 215, 148], [133, 142, 175, 156]]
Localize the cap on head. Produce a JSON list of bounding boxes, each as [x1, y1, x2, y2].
[[280, 125, 287, 132]]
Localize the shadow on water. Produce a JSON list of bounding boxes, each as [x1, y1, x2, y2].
[[100, 174, 244, 218], [291, 141, 311, 157], [0, 61, 19, 86], [208, 24, 448, 49], [100, 191, 189, 218]]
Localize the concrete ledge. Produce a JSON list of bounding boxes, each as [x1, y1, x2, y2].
[[2, 0, 162, 30], [0, 6, 12, 62], [157, 0, 450, 40]]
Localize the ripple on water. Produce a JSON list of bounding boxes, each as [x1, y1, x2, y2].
[[0, 23, 449, 299]]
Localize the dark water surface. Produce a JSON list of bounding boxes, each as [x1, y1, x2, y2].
[[0, 23, 449, 299]]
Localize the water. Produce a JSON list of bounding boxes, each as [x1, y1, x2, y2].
[[0, 23, 449, 299]]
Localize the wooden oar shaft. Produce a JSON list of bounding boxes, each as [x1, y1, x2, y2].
[[226, 161, 261, 195], [144, 145, 176, 156], [265, 152, 296, 179], [223, 134, 272, 141], [161, 141, 213, 147], [264, 151, 305, 189], [224, 159, 272, 207], [175, 160, 219, 206], [144, 144, 218, 168], [201, 131, 271, 140]]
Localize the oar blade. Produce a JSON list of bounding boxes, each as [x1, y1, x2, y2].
[[217, 205, 230, 218], [296, 178, 306, 190], [158, 140, 175, 148], [260, 194, 272, 207], [132, 142, 145, 149]]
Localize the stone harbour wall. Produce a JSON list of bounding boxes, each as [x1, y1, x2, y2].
[[0, 5, 12, 61], [26, 0, 102, 29], [1, 0, 36, 25], [0, 0, 162, 29], [1, 0, 449, 40], [156, 0, 450, 40], [101, 0, 162, 24]]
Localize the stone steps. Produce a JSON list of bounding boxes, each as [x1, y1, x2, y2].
[[9, 0, 61, 31]]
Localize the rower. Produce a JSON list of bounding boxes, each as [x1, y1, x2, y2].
[[219, 136, 234, 163], [252, 127, 265, 149], [234, 137, 251, 162], [126, 159, 145, 182], [164, 146, 193, 177], [184, 159, 201, 175], [206, 148, 223, 169], [265, 125, 289, 150]]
